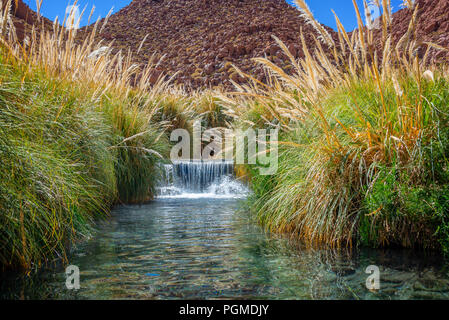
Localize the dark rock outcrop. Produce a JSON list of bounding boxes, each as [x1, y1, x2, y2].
[[7, 0, 449, 89], [374, 0, 449, 62], [83, 0, 335, 89], [5, 0, 53, 41]]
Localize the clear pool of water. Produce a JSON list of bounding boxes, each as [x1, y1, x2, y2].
[[1, 197, 449, 300]]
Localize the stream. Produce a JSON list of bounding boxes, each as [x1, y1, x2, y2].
[[1, 161, 449, 299]]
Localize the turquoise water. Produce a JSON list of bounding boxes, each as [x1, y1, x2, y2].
[[1, 197, 449, 300]]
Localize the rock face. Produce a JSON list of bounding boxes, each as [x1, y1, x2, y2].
[[82, 0, 449, 89], [84, 0, 334, 89], [382, 0, 449, 62], [7, 0, 449, 89], [5, 0, 53, 41]]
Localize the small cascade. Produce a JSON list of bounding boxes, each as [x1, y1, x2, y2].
[[173, 161, 234, 192], [157, 160, 248, 198]]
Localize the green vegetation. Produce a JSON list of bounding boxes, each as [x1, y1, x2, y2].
[[0, 1, 227, 271], [0, 2, 179, 270], [220, 0, 449, 253], [1, 0, 449, 273], [0, 53, 172, 270]]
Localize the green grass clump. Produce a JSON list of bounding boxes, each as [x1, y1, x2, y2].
[[360, 89, 449, 252], [0, 1, 217, 271], [0, 54, 168, 270], [232, 76, 449, 252], [218, 0, 449, 254]]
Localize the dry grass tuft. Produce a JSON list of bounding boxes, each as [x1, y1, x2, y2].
[[219, 0, 449, 250]]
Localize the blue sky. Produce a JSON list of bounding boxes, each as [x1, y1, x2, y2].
[[285, 0, 403, 30], [24, 0, 404, 31]]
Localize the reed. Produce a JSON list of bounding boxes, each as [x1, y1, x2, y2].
[[2, 0, 448, 270], [0, 0, 183, 270], [219, 0, 449, 252]]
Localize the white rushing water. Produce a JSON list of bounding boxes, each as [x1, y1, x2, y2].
[[157, 161, 249, 199]]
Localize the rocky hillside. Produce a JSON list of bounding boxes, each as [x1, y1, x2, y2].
[[84, 0, 449, 89], [5, 0, 53, 41], [8, 0, 449, 89], [377, 0, 449, 62], [87, 0, 334, 89]]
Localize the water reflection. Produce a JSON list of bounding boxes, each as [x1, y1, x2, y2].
[[1, 198, 449, 300]]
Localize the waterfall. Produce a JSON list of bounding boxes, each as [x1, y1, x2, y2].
[[157, 161, 248, 198]]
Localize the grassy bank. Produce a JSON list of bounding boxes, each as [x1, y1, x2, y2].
[[0, 2, 185, 270], [0, 52, 174, 270], [1, 0, 449, 272], [220, 1, 449, 254], [0, 1, 230, 270]]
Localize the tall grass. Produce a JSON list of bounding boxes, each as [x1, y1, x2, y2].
[[219, 0, 449, 252], [2, 0, 448, 271], [0, 0, 182, 270], [0, 0, 233, 270]]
